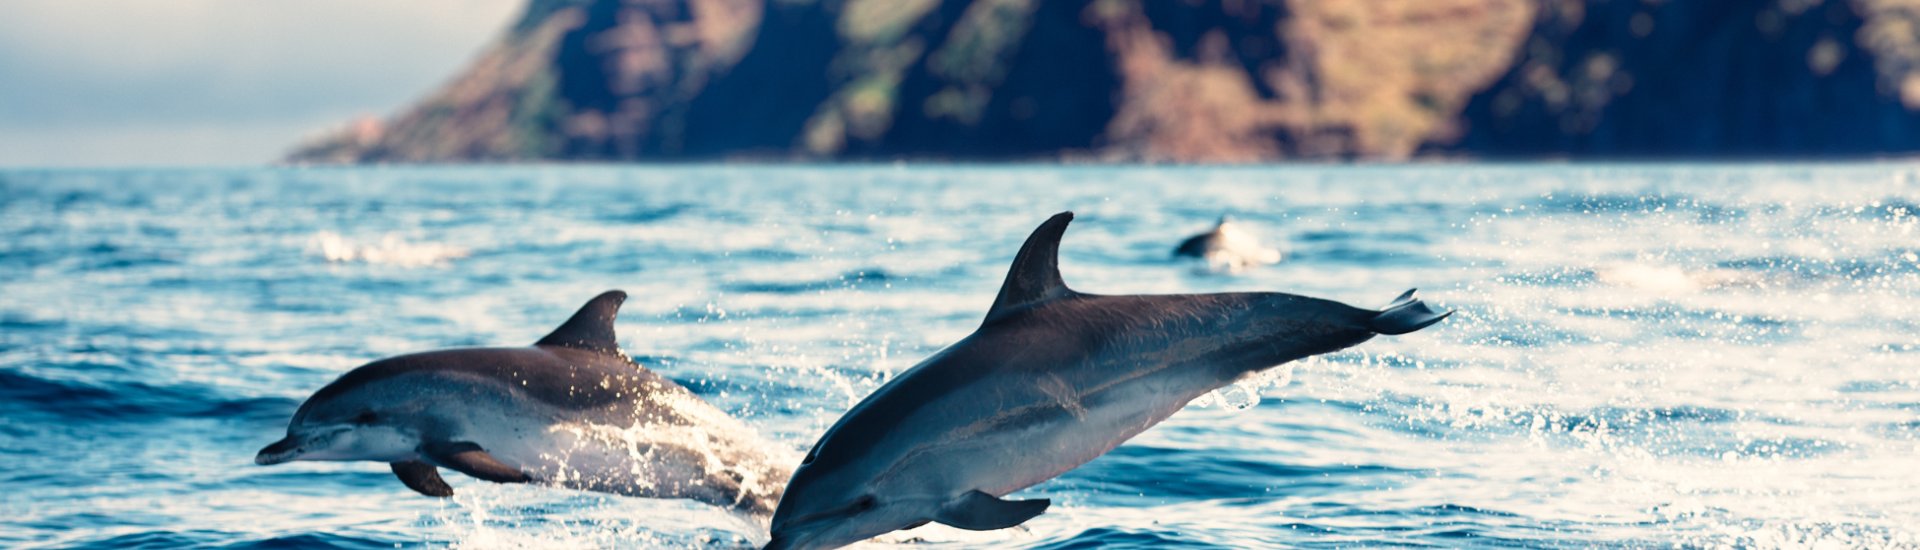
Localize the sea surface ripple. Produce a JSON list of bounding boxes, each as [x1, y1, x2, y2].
[[2, 165, 1917, 548]]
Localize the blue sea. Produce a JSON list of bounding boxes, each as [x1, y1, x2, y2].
[[3, 165, 1917, 549]]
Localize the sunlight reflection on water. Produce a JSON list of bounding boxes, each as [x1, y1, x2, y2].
[[1, 164, 1917, 548]]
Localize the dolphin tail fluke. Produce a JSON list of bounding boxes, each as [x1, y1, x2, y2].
[[1370, 289, 1451, 335]]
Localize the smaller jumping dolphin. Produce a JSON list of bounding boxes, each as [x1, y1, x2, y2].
[[765, 212, 1449, 549], [256, 291, 790, 517], [1173, 215, 1283, 272]]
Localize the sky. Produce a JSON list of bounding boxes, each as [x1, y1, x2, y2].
[[0, 0, 522, 167]]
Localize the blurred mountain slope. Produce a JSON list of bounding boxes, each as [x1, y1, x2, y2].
[[287, 0, 1920, 163]]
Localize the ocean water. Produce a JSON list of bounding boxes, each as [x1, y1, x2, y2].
[[2, 164, 1917, 549]]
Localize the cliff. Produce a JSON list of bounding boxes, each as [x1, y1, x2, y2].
[[1442, 0, 1920, 158], [287, 0, 1920, 163]]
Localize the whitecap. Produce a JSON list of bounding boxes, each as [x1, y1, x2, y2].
[[307, 231, 470, 267]]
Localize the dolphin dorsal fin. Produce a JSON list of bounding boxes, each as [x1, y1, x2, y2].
[[535, 290, 626, 354], [985, 212, 1075, 323]]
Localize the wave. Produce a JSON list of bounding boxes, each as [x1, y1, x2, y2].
[[719, 268, 897, 294], [0, 369, 295, 423], [10, 166, 1920, 548], [1029, 527, 1215, 549], [56, 531, 403, 550], [306, 231, 469, 267], [596, 203, 694, 224]]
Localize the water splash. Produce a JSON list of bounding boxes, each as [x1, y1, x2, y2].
[[531, 388, 793, 520], [432, 487, 759, 549], [1192, 362, 1299, 411], [307, 231, 469, 267]]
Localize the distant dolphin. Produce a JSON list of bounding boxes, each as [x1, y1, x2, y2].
[[1173, 215, 1283, 272], [764, 212, 1449, 549], [256, 291, 790, 516]]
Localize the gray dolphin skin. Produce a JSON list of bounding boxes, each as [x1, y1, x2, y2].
[[256, 291, 790, 516], [764, 212, 1450, 549], [1172, 214, 1237, 258], [1174, 214, 1283, 272]]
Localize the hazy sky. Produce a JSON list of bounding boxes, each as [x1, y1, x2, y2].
[[0, 0, 522, 167]]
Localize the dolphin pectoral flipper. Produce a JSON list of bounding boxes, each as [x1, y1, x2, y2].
[[421, 441, 532, 484], [391, 460, 455, 497], [1370, 289, 1452, 335], [932, 490, 1051, 531]]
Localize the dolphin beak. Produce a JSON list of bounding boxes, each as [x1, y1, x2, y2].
[[765, 522, 835, 550], [763, 524, 817, 550], [255, 435, 301, 465]]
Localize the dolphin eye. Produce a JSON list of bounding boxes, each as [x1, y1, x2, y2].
[[351, 411, 377, 424], [853, 495, 877, 511]]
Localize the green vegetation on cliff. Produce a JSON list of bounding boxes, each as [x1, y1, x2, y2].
[[288, 0, 1920, 163]]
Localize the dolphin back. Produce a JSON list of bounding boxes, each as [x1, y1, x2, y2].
[[1172, 233, 1211, 257], [1369, 289, 1451, 335]]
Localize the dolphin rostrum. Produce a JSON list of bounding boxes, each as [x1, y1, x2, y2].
[[764, 212, 1449, 549], [256, 291, 791, 517]]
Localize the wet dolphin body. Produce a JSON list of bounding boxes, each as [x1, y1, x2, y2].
[[256, 291, 790, 516], [765, 213, 1450, 549], [1173, 215, 1283, 272]]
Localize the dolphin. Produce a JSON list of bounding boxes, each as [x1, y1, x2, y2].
[[1173, 215, 1283, 272], [764, 212, 1449, 549], [256, 291, 790, 517]]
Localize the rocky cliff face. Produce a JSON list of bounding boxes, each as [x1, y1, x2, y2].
[[287, 0, 1920, 163], [1440, 0, 1920, 158]]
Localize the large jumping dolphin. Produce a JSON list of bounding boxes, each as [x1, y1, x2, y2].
[[256, 291, 790, 516], [764, 212, 1449, 549]]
